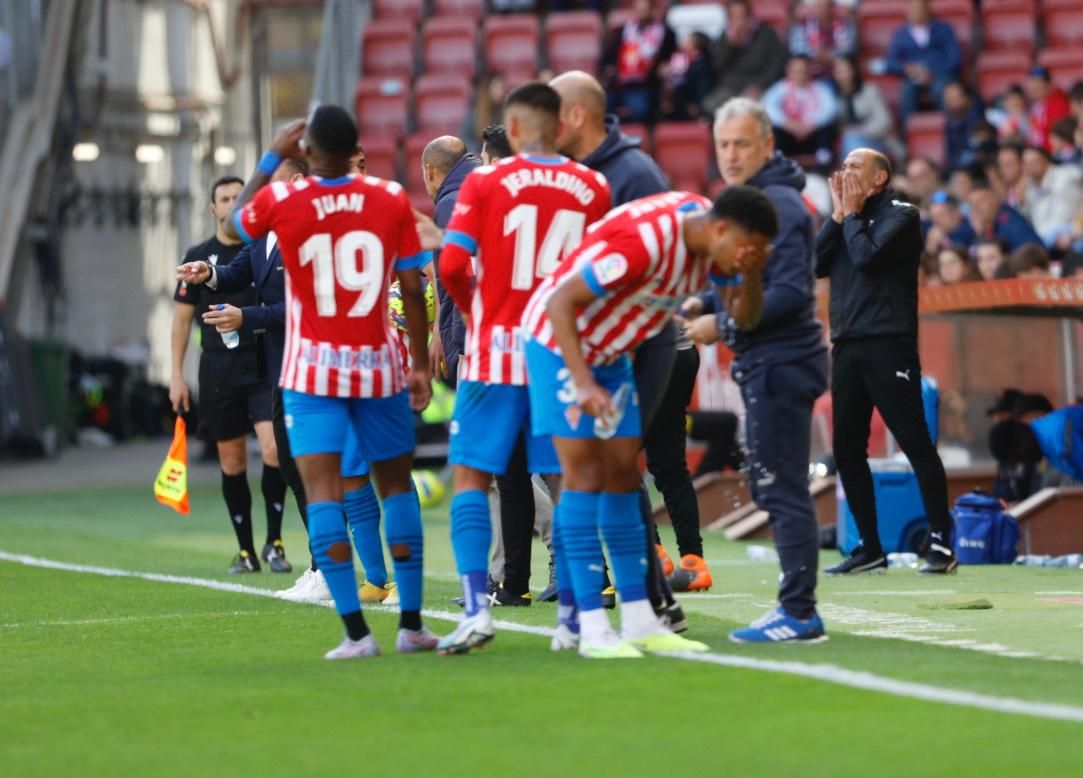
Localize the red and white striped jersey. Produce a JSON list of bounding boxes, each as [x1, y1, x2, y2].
[[524, 191, 716, 366], [235, 174, 430, 398], [441, 154, 610, 385]]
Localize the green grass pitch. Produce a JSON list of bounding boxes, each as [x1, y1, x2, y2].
[[2, 481, 1083, 775]]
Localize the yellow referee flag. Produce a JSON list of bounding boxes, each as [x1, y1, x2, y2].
[[154, 417, 190, 515]]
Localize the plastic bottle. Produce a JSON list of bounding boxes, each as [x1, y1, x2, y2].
[[746, 545, 779, 562], [216, 304, 240, 349], [887, 552, 919, 569]]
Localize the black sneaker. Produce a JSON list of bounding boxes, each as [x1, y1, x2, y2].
[[824, 546, 888, 576], [261, 540, 293, 573], [537, 557, 558, 603], [662, 602, 689, 633], [228, 550, 261, 574], [920, 536, 959, 575], [488, 585, 532, 607]]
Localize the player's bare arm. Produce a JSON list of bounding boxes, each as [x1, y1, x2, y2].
[[545, 274, 615, 420], [223, 119, 306, 242], [398, 267, 433, 411], [723, 243, 769, 331], [169, 302, 196, 412]]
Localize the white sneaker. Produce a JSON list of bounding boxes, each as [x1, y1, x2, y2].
[[276, 569, 332, 603], [324, 633, 380, 660], [578, 629, 643, 660], [436, 610, 495, 655], [550, 623, 580, 652], [395, 626, 440, 653]]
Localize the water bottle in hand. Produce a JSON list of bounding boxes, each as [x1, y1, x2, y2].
[[216, 304, 240, 349]]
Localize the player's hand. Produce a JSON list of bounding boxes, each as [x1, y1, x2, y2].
[[414, 210, 443, 251], [683, 314, 720, 346], [177, 261, 212, 285], [169, 378, 190, 414], [679, 296, 705, 320], [271, 119, 307, 159], [734, 242, 770, 277], [829, 172, 845, 223], [429, 334, 447, 381], [407, 368, 432, 412], [202, 304, 243, 332], [841, 171, 870, 216], [574, 378, 614, 421]]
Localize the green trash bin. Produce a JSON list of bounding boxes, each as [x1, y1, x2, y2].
[[29, 338, 71, 442]]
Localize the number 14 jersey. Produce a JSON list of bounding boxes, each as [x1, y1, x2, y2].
[[235, 175, 430, 398], [442, 155, 610, 385]]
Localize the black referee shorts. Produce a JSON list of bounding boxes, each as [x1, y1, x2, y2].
[[198, 355, 273, 443]]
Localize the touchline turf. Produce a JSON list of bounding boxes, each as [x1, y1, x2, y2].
[[2, 482, 1083, 776]]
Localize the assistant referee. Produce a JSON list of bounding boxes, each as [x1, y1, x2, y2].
[[815, 148, 957, 576]]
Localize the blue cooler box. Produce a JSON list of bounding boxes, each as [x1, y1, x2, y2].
[[836, 461, 930, 555]]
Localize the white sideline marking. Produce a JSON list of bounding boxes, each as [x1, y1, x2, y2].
[[3, 550, 1083, 725], [1, 611, 265, 629], [1036, 591, 1083, 596], [833, 590, 958, 596]]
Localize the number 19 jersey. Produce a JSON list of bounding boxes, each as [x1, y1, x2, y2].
[[235, 175, 430, 398], [442, 155, 610, 385]]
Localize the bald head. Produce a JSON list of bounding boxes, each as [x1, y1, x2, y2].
[[549, 70, 608, 159], [840, 148, 893, 195], [421, 136, 467, 199]]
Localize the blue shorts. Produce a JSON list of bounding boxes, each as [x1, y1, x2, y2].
[[282, 390, 415, 467], [449, 381, 559, 474], [524, 339, 641, 440]]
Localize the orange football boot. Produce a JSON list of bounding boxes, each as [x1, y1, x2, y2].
[[670, 554, 713, 592], [656, 544, 675, 577]]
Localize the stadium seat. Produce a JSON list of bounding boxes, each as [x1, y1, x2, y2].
[[546, 11, 603, 75], [373, 0, 423, 22], [620, 123, 651, 154], [362, 19, 416, 81], [422, 18, 477, 77], [906, 112, 946, 167], [1037, 48, 1083, 92], [356, 137, 399, 182], [403, 133, 430, 198], [1044, 0, 1083, 49], [976, 51, 1031, 101], [484, 16, 540, 79], [432, 0, 485, 20], [415, 74, 472, 137], [981, 6, 1036, 54], [653, 122, 712, 194], [355, 78, 410, 141], [857, 2, 904, 61], [755, 0, 791, 37]]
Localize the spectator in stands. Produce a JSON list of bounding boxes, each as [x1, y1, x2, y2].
[[1021, 145, 1083, 251], [479, 123, 511, 165], [663, 32, 714, 121], [762, 54, 838, 167], [975, 238, 1008, 281], [475, 73, 508, 142], [925, 190, 975, 253], [997, 143, 1027, 209], [1049, 117, 1081, 165], [1007, 243, 1053, 279], [789, 0, 856, 77], [988, 85, 1030, 142], [967, 181, 1043, 251], [704, 0, 786, 112], [1060, 252, 1083, 279], [602, 0, 676, 125], [831, 55, 901, 159], [943, 82, 985, 171], [349, 145, 366, 175], [1025, 67, 1070, 151], [936, 245, 980, 285], [885, 0, 962, 127], [906, 156, 943, 207]]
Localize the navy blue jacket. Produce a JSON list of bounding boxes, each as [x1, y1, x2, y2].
[[433, 153, 481, 385], [985, 204, 1043, 251], [211, 236, 287, 382], [580, 115, 670, 205], [706, 153, 825, 368], [885, 19, 962, 81]]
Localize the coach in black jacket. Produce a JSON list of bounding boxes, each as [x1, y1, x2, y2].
[[815, 148, 957, 576]]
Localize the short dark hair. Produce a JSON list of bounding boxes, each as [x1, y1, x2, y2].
[[1051, 116, 1077, 144], [504, 81, 563, 118], [210, 175, 243, 203], [1070, 80, 1083, 103], [307, 104, 359, 159], [710, 185, 779, 239], [481, 123, 513, 160], [1009, 243, 1050, 274], [281, 156, 309, 177], [689, 31, 711, 53]]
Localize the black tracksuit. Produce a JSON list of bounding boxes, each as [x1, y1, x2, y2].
[[815, 189, 952, 553]]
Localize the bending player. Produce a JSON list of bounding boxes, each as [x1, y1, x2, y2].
[[522, 186, 776, 658], [223, 106, 437, 659], [435, 83, 611, 655]]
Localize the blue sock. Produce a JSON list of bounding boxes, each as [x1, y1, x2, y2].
[[344, 484, 387, 588], [450, 489, 492, 617], [384, 490, 424, 615], [599, 491, 648, 603], [551, 508, 578, 633], [308, 501, 361, 617], [561, 490, 603, 612]]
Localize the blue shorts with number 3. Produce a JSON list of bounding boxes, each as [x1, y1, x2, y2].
[[524, 339, 640, 440]]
